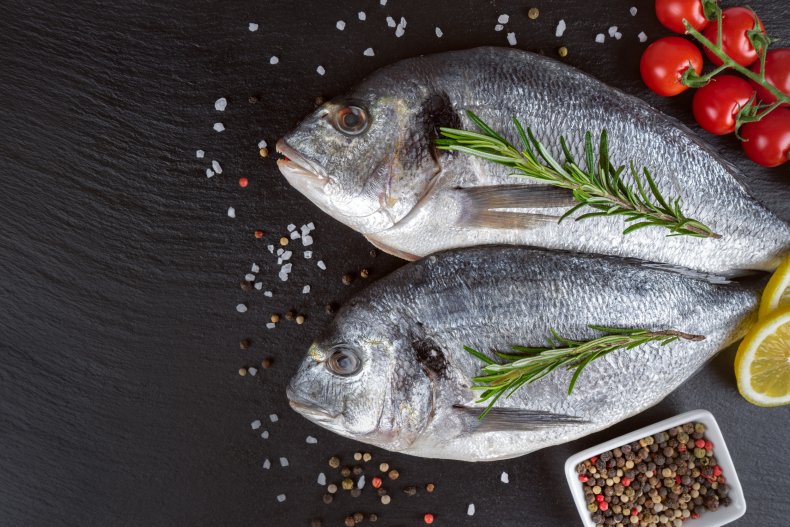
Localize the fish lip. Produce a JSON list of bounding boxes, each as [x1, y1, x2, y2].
[[276, 139, 329, 181], [286, 386, 338, 420]]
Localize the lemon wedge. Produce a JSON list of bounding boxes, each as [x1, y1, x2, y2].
[[759, 255, 790, 320], [735, 308, 790, 407]]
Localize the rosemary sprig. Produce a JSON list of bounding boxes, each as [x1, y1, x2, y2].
[[465, 326, 705, 418], [437, 111, 720, 239]]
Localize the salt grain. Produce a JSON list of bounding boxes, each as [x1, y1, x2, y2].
[[251, 419, 262, 430], [282, 251, 292, 261], [316, 65, 325, 76], [263, 458, 271, 469], [556, 19, 566, 37], [245, 273, 255, 281], [336, 20, 346, 31], [277, 248, 284, 256], [276, 494, 286, 503], [608, 26, 618, 38], [306, 435, 317, 444], [638, 31, 648, 42], [500, 471, 509, 483], [227, 207, 236, 218], [261, 430, 269, 439], [615, 31, 622, 40], [248, 22, 258, 32], [363, 48, 375, 57], [269, 56, 279, 65], [302, 285, 310, 294], [380, 0, 387, 5], [386, 16, 396, 28], [317, 260, 326, 270], [212, 160, 222, 174], [302, 235, 313, 246], [318, 472, 326, 485], [236, 303, 247, 313], [251, 263, 260, 273], [435, 27, 443, 38], [630, 6, 638, 16], [497, 14, 509, 24], [290, 230, 300, 239], [196, 149, 204, 158], [358, 475, 365, 489], [206, 169, 214, 178], [595, 33, 605, 43], [358, 11, 366, 21], [395, 25, 405, 38], [287, 224, 295, 232], [267, 245, 274, 253], [270, 414, 279, 422], [467, 503, 476, 516], [248, 367, 257, 376], [264, 291, 273, 297], [400, 17, 406, 28], [214, 97, 227, 111], [280, 457, 289, 467], [254, 282, 262, 290], [213, 122, 225, 132], [266, 322, 276, 329], [258, 139, 268, 149], [307, 222, 315, 230], [304, 251, 312, 259], [494, 24, 504, 32], [507, 32, 517, 46]]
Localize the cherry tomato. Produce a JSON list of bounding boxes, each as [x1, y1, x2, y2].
[[655, 0, 710, 34], [740, 107, 790, 167], [750, 48, 790, 105], [640, 37, 703, 96], [702, 7, 765, 67], [692, 75, 755, 135]]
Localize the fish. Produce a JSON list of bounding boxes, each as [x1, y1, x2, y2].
[[277, 47, 790, 274], [286, 246, 762, 461]]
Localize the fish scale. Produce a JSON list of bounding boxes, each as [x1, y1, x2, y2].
[[279, 47, 789, 273], [287, 246, 763, 461]]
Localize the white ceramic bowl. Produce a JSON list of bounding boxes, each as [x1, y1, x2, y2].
[[564, 409, 746, 527]]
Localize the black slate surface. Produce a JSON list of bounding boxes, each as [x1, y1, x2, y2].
[[1, 1, 788, 525]]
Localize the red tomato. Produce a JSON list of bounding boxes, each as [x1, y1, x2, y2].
[[702, 7, 765, 67], [640, 37, 703, 96], [740, 108, 790, 167], [750, 48, 790, 105], [655, 0, 710, 34], [692, 75, 755, 135]]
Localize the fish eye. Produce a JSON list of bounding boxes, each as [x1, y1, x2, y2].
[[326, 348, 361, 376], [333, 105, 369, 136]]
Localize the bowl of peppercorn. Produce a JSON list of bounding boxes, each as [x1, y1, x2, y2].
[[564, 409, 745, 527]]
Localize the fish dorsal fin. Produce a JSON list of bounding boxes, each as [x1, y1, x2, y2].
[[453, 405, 587, 433], [457, 185, 574, 229]]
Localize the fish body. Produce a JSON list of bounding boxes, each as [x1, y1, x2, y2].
[[286, 246, 762, 461], [278, 47, 789, 274]]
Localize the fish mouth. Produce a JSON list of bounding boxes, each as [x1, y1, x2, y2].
[[276, 139, 329, 182], [286, 386, 337, 421]]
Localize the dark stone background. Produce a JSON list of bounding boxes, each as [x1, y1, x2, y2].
[[1, 1, 787, 525]]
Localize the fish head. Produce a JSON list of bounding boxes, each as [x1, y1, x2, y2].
[[277, 68, 460, 235], [287, 302, 435, 450]]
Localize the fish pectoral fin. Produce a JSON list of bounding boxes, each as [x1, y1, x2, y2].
[[457, 185, 573, 229], [364, 234, 420, 261], [453, 405, 587, 433]]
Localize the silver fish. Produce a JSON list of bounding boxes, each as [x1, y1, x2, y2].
[[286, 246, 761, 461], [277, 47, 789, 274]]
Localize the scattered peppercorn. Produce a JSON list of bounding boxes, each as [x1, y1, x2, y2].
[[261, 357, 272, 369], [279, 236, 288, 246], [369, 249, 377, 257], [285, 310, 295, 321], [259, 147, 269, 157], [328, 456, 340, 469], [368, 513, 378, 522], [363, 452, 372, 462], [239, 177, 249, 188], [238, 367, 247, 377], [558, 46, 569, 57], [423, 513, 434, 524], [344, 516, 355, 527], [254, 229, 264, 239], [528, 7, 540, 19], [342, 274, 353, 286], [310, 519, 322, 527], [270, 314, 280, 323], [248, 95, 259, 104], [350, 488, 361, 498], [403, 486, 417, 496], [322, 493, 332, 504], [381, 495, 391, 505], [353, 452, 362, 461], [315, 96, 326, 106], [342, 478, 354, 491], [327, 483, 338, 494], [325, 303, 336, 315], [372, 476, 383, 489], [352, 465, 363, 476], [340, 466, 351, 478], [388, 469, 399, 480], [425, 483, 435, 493], [353, 512, 364, 524], [239, 338, 252, 350], [379, 463, 389, 472], [360, 269, 369, 279], [240, 280, 253, 292], [296, 315, 305, 325]]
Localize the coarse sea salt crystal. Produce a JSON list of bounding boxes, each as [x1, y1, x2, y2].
[[556, 19, 566, 37], [507, 32, 517, 46], [302, 235, 313, 247], [267, 244, 274, 253], [206, 168, 214, 178], [196, 149, 204, 158], [251, 419, 262, 430], [276, 494, 286, 503], [500, 472, 509, 483], [630, 6, 638, 16], [467, 503, 476, 516], [277, 248, 284, 256], [336, 20, 346, 30], [270, 414, 279, 422], [266, 322, 275, 329], [318, 472, 326, 485], [213, 122, 225, 132], [278, 272, 288, 282], [435, 27, 443, 38], [263, 458, 271, 469], [269, 56, 279, 65], [282, 251, 292, 261], [227, 207, 236, 218], [638, 31, 648, 43], [248, 22, 258, 32], [251, 263, 260, 273], [316, 65, 325, 76], [281, 263, 292, 273], [380, 0, 387, 5], [595, 33, 605, 43], [214, 97, 227, 111], [236, 303, 247, 313], [280, 457, 289, 467], [317, 260, 326, 270], [287, 224, 296, 232], [608, 26, 618, 37], [363, 48, 374, 57], [497, 14, 509, 24], [258, 139, 267, 149], [358, 475, 365, 488], [395, 25, 405, 37], [615, 31, 623, 40], [264, 290, 273, 297], [304, 251, 312, 259], [290, 231, 300, 240], [306, 435, 317, 444], [212, 160, 222, 174], [302, 285, 310, 294], [254, 282, 263, 290], [245, 273, 256, 281], [248, 367, 258, 376], [494, 24, 504, 32], [307, 222, 315, 230], [261, 430, 269, 439], [386, 16, 396, 28], [358, 11, 366, 21]]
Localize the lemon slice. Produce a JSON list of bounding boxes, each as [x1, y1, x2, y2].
[[735, 308, 790, 407], [759, 255, 790, 320]]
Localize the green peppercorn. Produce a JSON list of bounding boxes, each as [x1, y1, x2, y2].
[[694, 448, 707, 459]]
